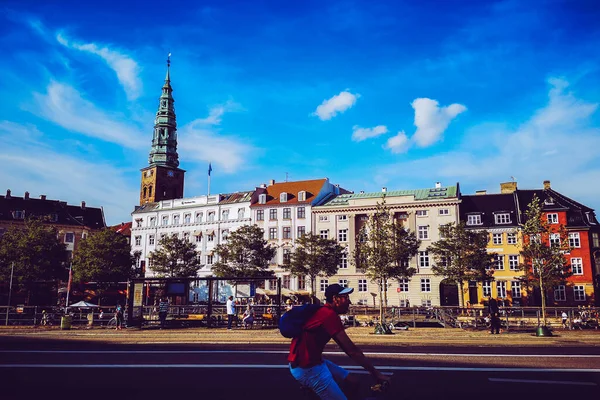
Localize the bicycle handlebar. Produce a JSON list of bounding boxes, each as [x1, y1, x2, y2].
[[370, 380, 390, 394]]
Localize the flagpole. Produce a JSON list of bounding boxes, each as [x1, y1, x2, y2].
[[208, 163, 212, 196], [5, 262, 14, 326]]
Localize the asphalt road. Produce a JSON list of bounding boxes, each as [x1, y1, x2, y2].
[[1, 337, 599, 400]]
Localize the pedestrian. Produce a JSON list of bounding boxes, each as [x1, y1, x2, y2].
[[226, 295, 235, 330], [158, 297, 169, 329], [242, 304, 254, 329], [488, 296, 501, 334], [114, 304, 124, 330], [561, 311, 568, 329]]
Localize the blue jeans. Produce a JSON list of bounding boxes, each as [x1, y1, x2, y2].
[[289, 359, 350, 400]]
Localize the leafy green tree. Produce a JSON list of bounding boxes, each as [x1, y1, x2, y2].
[[212, 225, 275, 278], [148, 234, 201, 277], [71, 228, 135, 304], [283, 233, 344, 302], [428, 222, 496, 306], [0, 218, 68, 302], [353, 198, 420, 326], [518, 195, 572, 326]]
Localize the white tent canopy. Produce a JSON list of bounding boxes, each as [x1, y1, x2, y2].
[[69, 301, 99, 308]]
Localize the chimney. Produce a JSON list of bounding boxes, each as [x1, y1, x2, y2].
[[543, 180, 551, 190], [81, 201, 86, 210], [259, 183, 266, 189], [24, 191, 30, 199], [40, 195, 46, 200], [269, 179, 275, 186], [500, 181, 517, 194], [360, 191, 365, 194], [435, 182, 441, 189], [382, 187, 387, 193], [475, 190, 487, 196], [6, 189, 11, 198]]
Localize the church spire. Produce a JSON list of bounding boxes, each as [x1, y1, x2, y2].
[[148, 53, 179, 168]]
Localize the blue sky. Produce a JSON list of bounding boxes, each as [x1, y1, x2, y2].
[[1, 0, 599, 225]]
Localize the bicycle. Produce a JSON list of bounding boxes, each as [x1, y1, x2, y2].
[[300, 376, 390, 399]]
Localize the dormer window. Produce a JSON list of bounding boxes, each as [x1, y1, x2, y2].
[[12, 210, 25, 219], [494, 213, 511, 224], [544, 196, 555, 205], [259, 194, 267, 204], [50, 213, 59, 222], [467, 214, 482, 226], [298, 191, 306, 201], [280, 192, 288, 202]]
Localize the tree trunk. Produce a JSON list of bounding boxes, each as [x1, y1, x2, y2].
[[539, 269, 547, 326], [383, 278, 388, 309], [379, 279, 384, 323], [458, 281, 465, 307]]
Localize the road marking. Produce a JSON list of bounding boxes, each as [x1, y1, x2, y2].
[[489, 378, 597, 386], [2, 349, 599, 358], [1, 364, 600, 373]]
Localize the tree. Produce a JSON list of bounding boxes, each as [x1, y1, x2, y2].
[[283, 233, 344, 302], [148, 235, 201, 277], [353, 198, 421, 327], [212, 225, 276, 278], [0, 218, 68, 303], [428, 222, 496, 306], [71, 228, 135, 304], [518, 195, 572, 327]]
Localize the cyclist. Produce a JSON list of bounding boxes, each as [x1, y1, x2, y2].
[[288, 284, 390, 399]]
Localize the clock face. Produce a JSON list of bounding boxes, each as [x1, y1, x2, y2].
[[145, 170, 152, 177], [167, 170, 174, 177]]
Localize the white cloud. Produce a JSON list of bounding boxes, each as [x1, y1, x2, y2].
[[385, 131, 410, 153], [313, 90, 360, 120], [352, 125, 388, 142], [56, 33, 142, 100], [0, 122, 137, 225], [411, 98, 467, 147], [191, 100, 243, 126], [28, 81, 146, 149]]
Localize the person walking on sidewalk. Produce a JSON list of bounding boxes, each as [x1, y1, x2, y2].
[[226, 296, 236, 330], [488, 296, 501, 334], [158, 298, 169, 329]]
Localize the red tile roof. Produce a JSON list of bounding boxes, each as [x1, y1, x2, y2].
[[110, 222, 132, 236]]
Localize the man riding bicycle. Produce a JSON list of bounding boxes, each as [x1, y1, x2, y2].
[[288, 284, 390, 399]]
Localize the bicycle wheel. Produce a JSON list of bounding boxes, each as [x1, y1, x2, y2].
[[106, 318, 117, 329]]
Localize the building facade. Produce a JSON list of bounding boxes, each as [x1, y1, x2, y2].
[[312, 183, 461, 307]]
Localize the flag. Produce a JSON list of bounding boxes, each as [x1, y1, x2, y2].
[[208, 163, 213, 176], [66, 265, 73, 295]]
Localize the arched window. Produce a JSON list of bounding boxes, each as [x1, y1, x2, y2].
[[149, 186, 153, 197], [143, 187, 147, 197]]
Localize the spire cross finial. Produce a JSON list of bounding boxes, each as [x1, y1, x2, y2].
[[167, 51, 171, 68]]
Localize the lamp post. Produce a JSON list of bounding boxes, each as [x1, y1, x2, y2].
[[5, 262, 14, 326]]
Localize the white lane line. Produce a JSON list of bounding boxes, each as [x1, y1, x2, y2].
[[489, 378, 597, 386], [1, 364, 600, 373], [2, 350, 599, 358]]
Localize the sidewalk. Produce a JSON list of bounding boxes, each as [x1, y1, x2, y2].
[[1, 325, 600, 346]]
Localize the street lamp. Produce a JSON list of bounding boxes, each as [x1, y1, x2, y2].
[[5, 262, 14, 326]]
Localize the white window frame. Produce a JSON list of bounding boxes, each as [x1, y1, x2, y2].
[[206, 255, 214, 265], [496, 281, 507, 298], [339, 252, 348, 269], [547, 213, 558, 224], [162, 216, 169, 226], [507, 232, 517, 245], [398, 279, 409, 292], [554, 285, 566, 302], [549, 233, 561, 248], [280, 192, 288, 202], [419, 251, 430, 268], [283, 208, 291, 219], [297, 207, 306, 219], [511, 281, 521, 298], [467, 214, 482, 226], [283, 227, 292, 239], [492, 233, 503, 245], [256, 210, 264, 221], [149, 235, 155, 245], [184, 214, 191, 224], [509, 255, 519, 270], [297, 226, 306, 237], [320, 230, 329, 239], [258, 194, 266, 204], [420, 278, 431, 293], [338, 279, 348, 288], [571, 258, 583, 275], [195, 213, 203, 223], [208, 212, 215, 222], [173, 214, 180, 225], [418, 225, 429, 240], [298, 191, 306, 202], [483, 281, 491, 297], [574, 285, 586, 301], [269, 228, 277, 240], [149, 217, 156, 227], [269, 209, 277, 220], [495, 255, 504, 270], [494, 213, 511, 224], [358, 279, 368, 292], [338, 229, 348, 242], [320, 279, 329, 292], [134, 236, 141, 246], [569, 232, 581, 248], [338, 215, 348, 221], [439, 209, 450, 216], [416, 210, 428, 217]]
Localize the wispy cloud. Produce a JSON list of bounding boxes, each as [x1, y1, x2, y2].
[[313, 90, 360, 120], [56, 33, 142, 100], [351, 125, 388, 142], [411, 98, 467, 147], [28, 81, 146, 149], [385, 131, 409, 154], [191, 100, 243, 126]]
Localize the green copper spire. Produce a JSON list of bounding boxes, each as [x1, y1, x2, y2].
[[148, 53, 179, 168]]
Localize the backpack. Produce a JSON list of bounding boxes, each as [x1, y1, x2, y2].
[[278, 304, 321, 338]]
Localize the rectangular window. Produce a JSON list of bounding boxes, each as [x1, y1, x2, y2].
[[134, 236, 141, 246], [297, 226, 306, 237], [149, 217, 156, 227], [511, 281, 521, 298], [494, 213, 511, 224], [419, 251, 430, 268], [338, 215, 347, 220], [256, 210, 264, 221], [569, 233, 581, 248], [320, 230, 328, 239], [467, 214, 482, 225], [399, 279, 409, 292], [483, 281, 491, 297], [195, 213, 203, 223], [507, 232, 517, 244], [184, 214, 191, 224], [554, 285, 566, 301], [269, 228, 278, 240], [320, 279, 329, 292], [238, 208, 245, 219], [183, 232, 190, 242], [283, 227, 292, 239], [492, 233, 503, 245], [571, 258, 583, 275], [297, 207, 306, 219], [416, 210, 428, 217], [574, 285, 586, 301], [283, 275, 291, 289], [298, 191, 306, 201], [258, 194, 266, 204], [338, 229, 348, 242], [420, 278, 431, 292], [399, 299, 409, 307], [547, 213, 558, 224], [358, 279, 368, 292], [339, 252, 348, 269], [149, 235, 155, 245], [496, 281, 507, 298], [593, 233, 599, 248], [162, 216, 169, 226], [173, 215, 180, 225], [195, 235, 202, 243], [283, 248, 291, 264], [207, 234, 214, 242], [297, 275, 306, 290], [495, 255, 504, 270], [65, 232, 75, 243], [222, 210, 229, 220], [269, 209, 277, 220], [509, 255, 519, 270], [221, 230, 228, 241], [135, 219, 142, 228], [549, 233, 561, 248], [283, 208, 291, 219], [439, 209, 449, 216], [338, 279, 348, 288], [280, 192, 288, 202], [208, 212, 215, 222], [418, 226, 429, 240], [421, 299, 432, 307], [206, 255, 214, 264], [319, 215, 329, 222]]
